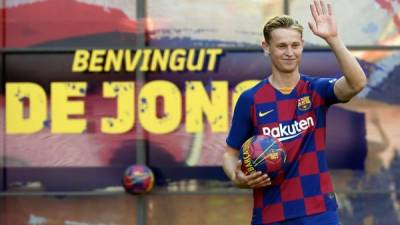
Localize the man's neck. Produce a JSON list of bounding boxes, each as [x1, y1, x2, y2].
[[268, 71, 300, 89]]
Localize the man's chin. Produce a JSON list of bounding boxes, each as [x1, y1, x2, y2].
[[278, 67, 297, 73]]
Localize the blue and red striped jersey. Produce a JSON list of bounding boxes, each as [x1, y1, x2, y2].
[[226, 74, 342, 224]]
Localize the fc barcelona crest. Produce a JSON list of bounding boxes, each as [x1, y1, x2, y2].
[[297, 96, 311, 111]]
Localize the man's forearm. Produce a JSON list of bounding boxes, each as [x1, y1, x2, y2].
[[327, 36, 367, 92], [222, 151, 238, 181]]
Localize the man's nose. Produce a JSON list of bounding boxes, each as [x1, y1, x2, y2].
[[285, 47, 294, 56]]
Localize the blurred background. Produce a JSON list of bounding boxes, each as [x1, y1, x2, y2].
[[1, 0, 400, 224]]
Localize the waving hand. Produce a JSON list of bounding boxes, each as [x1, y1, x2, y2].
[[308, 0, 338, 41]]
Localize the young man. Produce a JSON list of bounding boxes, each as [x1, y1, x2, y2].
[[223, 0, 367, 225]]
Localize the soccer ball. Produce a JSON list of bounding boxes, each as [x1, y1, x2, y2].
[[239, 135, 287, 179], [122, 165, 155, 194]]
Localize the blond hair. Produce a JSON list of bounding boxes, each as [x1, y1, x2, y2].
[[263, 15, 303, 43]]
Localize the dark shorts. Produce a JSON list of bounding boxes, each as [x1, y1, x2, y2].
[[268, 211, 340, 225]]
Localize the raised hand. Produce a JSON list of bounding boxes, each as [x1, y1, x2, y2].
[[308, 0, 338, 41]]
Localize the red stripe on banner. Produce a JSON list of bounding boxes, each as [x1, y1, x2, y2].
[[6, 0, 137, 47]]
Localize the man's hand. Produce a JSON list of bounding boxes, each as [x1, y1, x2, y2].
[[308, 0, 338, 41], [308, 0, 367, 101], [232, 160, 271, 188]]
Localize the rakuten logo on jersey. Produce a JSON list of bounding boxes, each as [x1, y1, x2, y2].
[[262, 117, 315, 142]]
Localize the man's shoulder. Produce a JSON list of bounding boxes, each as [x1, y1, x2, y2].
[[300, 74, 336, 87], [238, 79, 267, 100], [300, 73, 337, 82], [300, 73, 317, 82]]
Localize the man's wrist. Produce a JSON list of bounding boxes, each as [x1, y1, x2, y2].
[[325, 36, 343, 48], [231, 172, 249, 188], [231, 170, 237, 182]]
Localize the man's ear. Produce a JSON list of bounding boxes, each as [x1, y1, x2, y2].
[[261, 41, 269, 55]]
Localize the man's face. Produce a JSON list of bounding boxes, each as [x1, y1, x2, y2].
[[262, 28, 304, 74]]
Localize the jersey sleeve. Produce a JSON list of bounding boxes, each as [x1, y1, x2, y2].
[[312, 77, 346, 106], [226, 91, 253, 150]]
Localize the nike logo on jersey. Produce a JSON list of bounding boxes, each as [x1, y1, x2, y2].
[[259, 109, 274, 117]]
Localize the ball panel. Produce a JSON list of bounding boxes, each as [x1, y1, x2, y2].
[[239, 135, 287, 179]]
